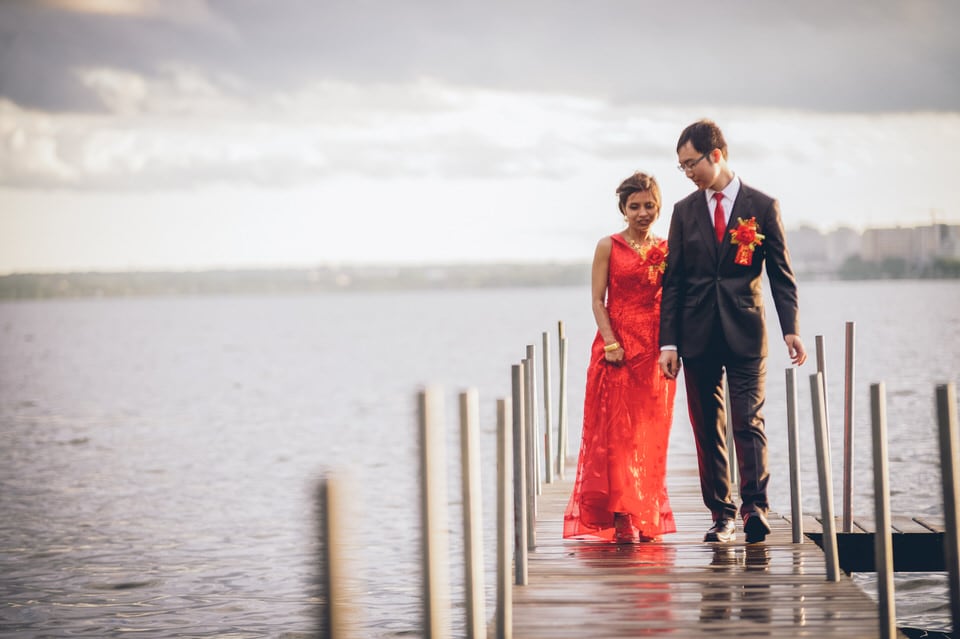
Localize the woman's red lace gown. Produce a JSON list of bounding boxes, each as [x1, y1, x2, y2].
[[563, 235, 677, 541]]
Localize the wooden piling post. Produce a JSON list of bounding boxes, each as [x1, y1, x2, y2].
[[843, 322, 856, 533], [511, 364, 529, 585], [524, 362, 537, 550], [525, 345, 541, 498], [870, 383, 896, 639], [542, 331, 554, 485], [785, 368, 803, 544], [418, 387, 451, 639], [496, 397, 513, 639], [459, 389, 485, 639], [810, 372, 840, 582], [556, 321, 569, 480], [936, 382, 960, 632], [318, 473, 352, 639], [815, 335, 832, 440]]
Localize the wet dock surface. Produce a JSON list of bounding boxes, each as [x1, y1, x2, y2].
[[512, 468, 900, 638]]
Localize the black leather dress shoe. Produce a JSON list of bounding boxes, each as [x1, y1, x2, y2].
[[704, 518, 736, 543], [744, 512, 772, 543]]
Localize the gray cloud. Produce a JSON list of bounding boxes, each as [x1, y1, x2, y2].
[[1, 0, 957, 192], [0, 82, 615, 190], [2, 0, 958, 114], [0, 130, 596, 191]]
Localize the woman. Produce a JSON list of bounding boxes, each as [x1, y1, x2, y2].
[[563, 171, 677, 543]]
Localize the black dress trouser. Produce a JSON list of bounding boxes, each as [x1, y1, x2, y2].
[[682, 325, 769, 521]]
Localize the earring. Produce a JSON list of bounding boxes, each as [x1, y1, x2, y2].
[[623, 215, 628, 223]]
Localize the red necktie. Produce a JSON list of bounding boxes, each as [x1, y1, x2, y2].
[[713, 192, 726, 243]]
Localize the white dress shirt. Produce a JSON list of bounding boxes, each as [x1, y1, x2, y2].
[[706, 174, 741, 227]]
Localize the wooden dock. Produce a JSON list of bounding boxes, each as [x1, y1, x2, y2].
[[511, 462, 904, 638], [798, 514, 947, 573]]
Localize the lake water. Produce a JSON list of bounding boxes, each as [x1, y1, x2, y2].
[[1, 280, 958, 637]]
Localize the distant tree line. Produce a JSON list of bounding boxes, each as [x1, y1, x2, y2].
[[2, 258, 957, 300], [0, 263, 593, 300]]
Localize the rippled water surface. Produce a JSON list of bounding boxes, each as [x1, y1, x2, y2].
[[1, 281, 958, 637]]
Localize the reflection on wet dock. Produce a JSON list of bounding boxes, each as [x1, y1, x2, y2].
[[511, 470, 898, 638]]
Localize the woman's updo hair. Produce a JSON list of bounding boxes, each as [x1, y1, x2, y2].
[[616, 172, 661, 214]]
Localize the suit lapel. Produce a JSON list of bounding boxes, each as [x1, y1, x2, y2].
[[720, 185, 752, 261], [692, 193, 719, 260]]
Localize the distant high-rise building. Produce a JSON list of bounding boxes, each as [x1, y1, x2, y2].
[[825, 227, 860, 267], [861, 224, 960, 265], [786, 225, 863, 275], [785, 225, 828, 274]]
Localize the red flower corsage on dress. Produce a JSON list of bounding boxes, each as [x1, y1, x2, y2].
[[729, 217, 765, 266], [643, 243, 667, 284]]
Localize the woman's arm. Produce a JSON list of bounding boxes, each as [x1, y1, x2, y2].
[[591, 237, 624, 363]]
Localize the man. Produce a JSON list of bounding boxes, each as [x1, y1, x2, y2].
[[658, 119, 807, 544]]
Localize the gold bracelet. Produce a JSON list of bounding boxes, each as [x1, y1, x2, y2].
[[603, 342, 620, 352]]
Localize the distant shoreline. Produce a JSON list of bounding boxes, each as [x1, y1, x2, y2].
[[0, 263, 592, 299], [1, 262, 958, 300]]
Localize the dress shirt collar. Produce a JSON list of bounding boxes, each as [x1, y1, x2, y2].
[[706, 174, 741, 207]]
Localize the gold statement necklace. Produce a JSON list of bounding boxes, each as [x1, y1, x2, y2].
[[625, 232, 654, 257]]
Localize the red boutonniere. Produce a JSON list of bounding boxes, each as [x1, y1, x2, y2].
[[729, 217, 765, 266], [642, 243, 667, 284]]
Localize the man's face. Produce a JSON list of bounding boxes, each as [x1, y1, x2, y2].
[[677, 141, 719, 191]]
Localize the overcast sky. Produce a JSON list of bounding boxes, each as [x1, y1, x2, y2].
[[1, 0, 958, 273]]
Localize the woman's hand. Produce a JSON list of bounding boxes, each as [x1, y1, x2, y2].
[[604, 344, 625, 364]]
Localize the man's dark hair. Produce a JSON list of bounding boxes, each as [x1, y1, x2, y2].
[[677, 119, 728, 160]]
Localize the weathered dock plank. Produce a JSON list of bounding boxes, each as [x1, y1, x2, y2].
[[796, 515, 946, 536], [791, 513, 948, 572], [512, 468, 902, 638], [913, 517, 945, 533]]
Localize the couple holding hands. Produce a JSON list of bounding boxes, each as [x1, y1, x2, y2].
[[564, 119, 808, 545]]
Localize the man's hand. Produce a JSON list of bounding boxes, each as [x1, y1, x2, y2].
[[658, 350, 681, 380], [785, 334, 807, 366]]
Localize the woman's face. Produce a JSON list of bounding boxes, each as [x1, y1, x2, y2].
[[623, 190, 659, 234]]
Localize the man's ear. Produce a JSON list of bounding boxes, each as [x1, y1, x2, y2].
[[710, 148, 723, 163]]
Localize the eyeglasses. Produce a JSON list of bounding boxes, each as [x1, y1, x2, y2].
[[677, 152, 709, 173]]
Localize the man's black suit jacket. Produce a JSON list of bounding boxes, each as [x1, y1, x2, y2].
[[659, 182, 800, 360]]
